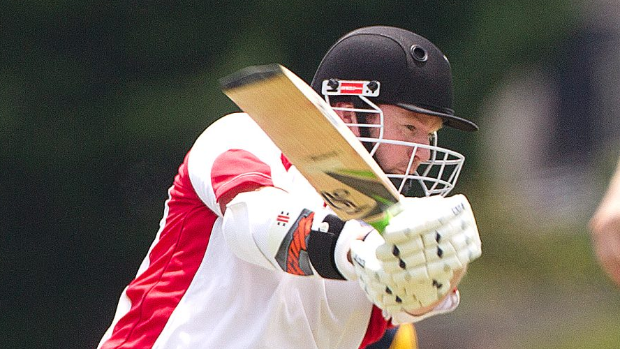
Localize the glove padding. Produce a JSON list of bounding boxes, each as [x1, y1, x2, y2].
[[350, 194, 481, 315]]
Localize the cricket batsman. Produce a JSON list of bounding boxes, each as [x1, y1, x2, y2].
[[98, 26, 482, 349]]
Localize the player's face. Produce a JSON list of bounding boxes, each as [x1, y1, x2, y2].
[[332, 100, 463, 196], [367, 105, 443, 175]]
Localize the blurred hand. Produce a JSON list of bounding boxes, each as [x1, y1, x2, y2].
[[589, 199, 620, 287]]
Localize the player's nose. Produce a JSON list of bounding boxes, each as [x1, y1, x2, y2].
[[413, 146, 431, 164], [410, 137, 432, 164]]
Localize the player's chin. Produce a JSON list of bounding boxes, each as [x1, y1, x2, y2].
[[386, 169, 411, 177], [383, 166, 407, 175], [393, 164, 420, 175]]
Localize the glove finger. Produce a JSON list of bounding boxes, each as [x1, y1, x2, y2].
[[426, 261, 455, 280], [413, 207, 479, 253], [390, 264, 453, 291], [436, 255, 464, 271], [395, 211, 469, 248], [380, 263, 450, 294], [351, 241, 396, 286], [380, 240, 460, 271], [423, 242, 457, 264], [376, 237, 424, 260], [357, 272, 407, 310], [393, 278, 452, 309], [405, 287, 439, 307], [378, 222, 460, 262], [419, 211, 481, 266], [403, 289, 441, 309], [449, 226, 481, 265], [380, 250, 426, 273], [358, 277, 385, 299], [419, 217, 464, 244], [389, 264, 448, 286], [383, 195, 470, 244], [456, 242, 482, 265], [383, 302, 409, 316]]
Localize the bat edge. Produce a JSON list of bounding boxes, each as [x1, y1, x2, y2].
[[219, 64, 285, 90]]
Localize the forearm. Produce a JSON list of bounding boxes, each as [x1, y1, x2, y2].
[[221, 186, 364, 278]]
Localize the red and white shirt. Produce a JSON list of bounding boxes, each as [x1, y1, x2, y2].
[[98, 113, 392, 349]]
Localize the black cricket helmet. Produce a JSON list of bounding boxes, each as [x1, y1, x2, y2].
[[311, 26, 478, 132], [310, 26, 475, 197]]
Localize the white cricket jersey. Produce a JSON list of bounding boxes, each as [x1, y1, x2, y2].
[[98, 113, 390, 349]]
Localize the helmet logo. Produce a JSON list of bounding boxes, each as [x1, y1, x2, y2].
[[321, 79, 381, 97], [410, 45, 428, 62]]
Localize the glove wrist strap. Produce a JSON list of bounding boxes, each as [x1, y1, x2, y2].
[[307, 215, 347, 280]]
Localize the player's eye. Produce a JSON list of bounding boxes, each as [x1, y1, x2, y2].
[[403, 125, 435, 144]]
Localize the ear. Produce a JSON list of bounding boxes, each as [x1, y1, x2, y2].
[[332, 101, 361, 136]]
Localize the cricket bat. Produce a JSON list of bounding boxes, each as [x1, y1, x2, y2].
[[219, 64, 401, 231]]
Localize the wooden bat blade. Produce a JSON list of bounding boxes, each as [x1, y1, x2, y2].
[[220, 64, 400, 225]]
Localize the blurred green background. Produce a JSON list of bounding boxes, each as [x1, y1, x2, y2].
[[3, 1, 620, 348]]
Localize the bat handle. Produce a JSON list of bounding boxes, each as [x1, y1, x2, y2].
[[368, 202, 403, 233], [369, 215, 391, 233]]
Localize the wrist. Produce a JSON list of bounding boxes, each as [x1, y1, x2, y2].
[[333, 222, 363, 280]]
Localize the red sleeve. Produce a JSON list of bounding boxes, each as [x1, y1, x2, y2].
[[359, 305, 394, 348], [210, 149, 274, 202]]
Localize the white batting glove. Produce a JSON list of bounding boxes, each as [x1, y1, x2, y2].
[[349, 231, 397, 308], [379, 194, 481, 310], [350, 230, 453, 315], [351, 194, 481, 315]]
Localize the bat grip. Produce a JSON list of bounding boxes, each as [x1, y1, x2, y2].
[[369, 215, 391, 233], [368, 202, 402, 233]]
